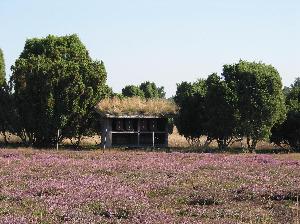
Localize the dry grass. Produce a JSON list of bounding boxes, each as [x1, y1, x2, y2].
[[62, 135, 101, 146], [0, 132, 22, 144], [0, 129, 287, 152], [168, 128, 190, 147], [95, 97, 177, 116]]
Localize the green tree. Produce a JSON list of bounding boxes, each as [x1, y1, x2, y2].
[[0, 48, 6, 139], [0, 48, 5, 86], [0, 48, 10, 144], [174, 79, 209, 146], [271, 78, 300, 151], [11, 34, 110, 147], [122, 85, 145, 98], [286, 78, 300, 112], [205, 73, 239, 150], [139, 81, 166, 99], [223, 60, 286, 151]]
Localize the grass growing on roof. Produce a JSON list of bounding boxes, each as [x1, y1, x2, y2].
[[95, 97, 177, 116]]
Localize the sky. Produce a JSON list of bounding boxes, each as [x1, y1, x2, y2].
[[0, 0, 299, 97]]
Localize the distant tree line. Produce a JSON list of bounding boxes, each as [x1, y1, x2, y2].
[[121, 82, 166, 99], [0, 34, 299, 151]]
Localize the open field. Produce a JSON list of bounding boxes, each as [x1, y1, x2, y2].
[[0, 148, 300, 223]]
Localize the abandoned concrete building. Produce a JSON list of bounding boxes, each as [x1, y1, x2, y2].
[[95, 97, 177, 148]]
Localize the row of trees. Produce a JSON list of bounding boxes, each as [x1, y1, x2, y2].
[[175, 61, 299, 151], [0, 34, 299, 151]]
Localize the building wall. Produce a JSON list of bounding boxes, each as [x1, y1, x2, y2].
[[100, 117, 168, 148]]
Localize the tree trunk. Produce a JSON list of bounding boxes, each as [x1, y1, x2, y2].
[[3, 132, 8, 145], [250, 140, 257, 152]]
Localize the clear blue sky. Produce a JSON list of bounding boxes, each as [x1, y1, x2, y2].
[[1, 0, 299, 96]]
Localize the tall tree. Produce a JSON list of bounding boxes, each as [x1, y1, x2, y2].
[[174, 79, 208, 146], [205, 73, 239, 150], [271, 78, 300, 151], [0, 48, 5, 86], [222, 60, 286, 151], [11, 34, 110, 147], [0, 48, 8, 143]]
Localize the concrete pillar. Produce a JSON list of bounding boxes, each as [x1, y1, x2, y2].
[[101, 118, 112, 148], [165, 118, 169, 147], [137, 118, 140, 147]]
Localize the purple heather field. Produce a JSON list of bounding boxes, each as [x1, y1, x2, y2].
[[0, 149, 300, 223]]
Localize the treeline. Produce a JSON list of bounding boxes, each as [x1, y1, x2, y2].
[[0, 34, 299, 151], [174, 62, 299, 152]]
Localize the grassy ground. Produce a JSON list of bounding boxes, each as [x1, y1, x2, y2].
[[0, 148, 299, 223], [0, 128, 282, 151]]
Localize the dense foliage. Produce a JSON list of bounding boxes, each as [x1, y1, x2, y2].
[[122, 81, 166, 99], [0, 49, 9, 143], [140, 81, 166, 98], [122, 85, 145, 98], [271, 78, 300, 151], [0, 85, 14, 145], [174, 80, 208, 146], [0, 49, 5, 86], [205, 73, 239, 150], [175, 60, 286, 150], [11, 34, 110, 147], [223, 61, 286, 150]]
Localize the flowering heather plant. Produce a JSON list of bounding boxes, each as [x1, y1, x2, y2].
[[0, 149, 300, 223]]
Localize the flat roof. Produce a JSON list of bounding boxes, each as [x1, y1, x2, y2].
[[95, 97, 177, 117], [100, 114, 170, 118]]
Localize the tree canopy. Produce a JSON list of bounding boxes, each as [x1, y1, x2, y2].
[[11, 34, 110, 146], [0, 48, 11, 144], [122, 85, 145, 98], [174, 79, 208, 146], [140, 81, 166, 99], [222, 60, 286, 150], [175, 60, 286, 151], [205, 73, 239, 150], [0, 48, 5, 86], [271, 78, 300, 151], [122, 81, 166, 99]]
